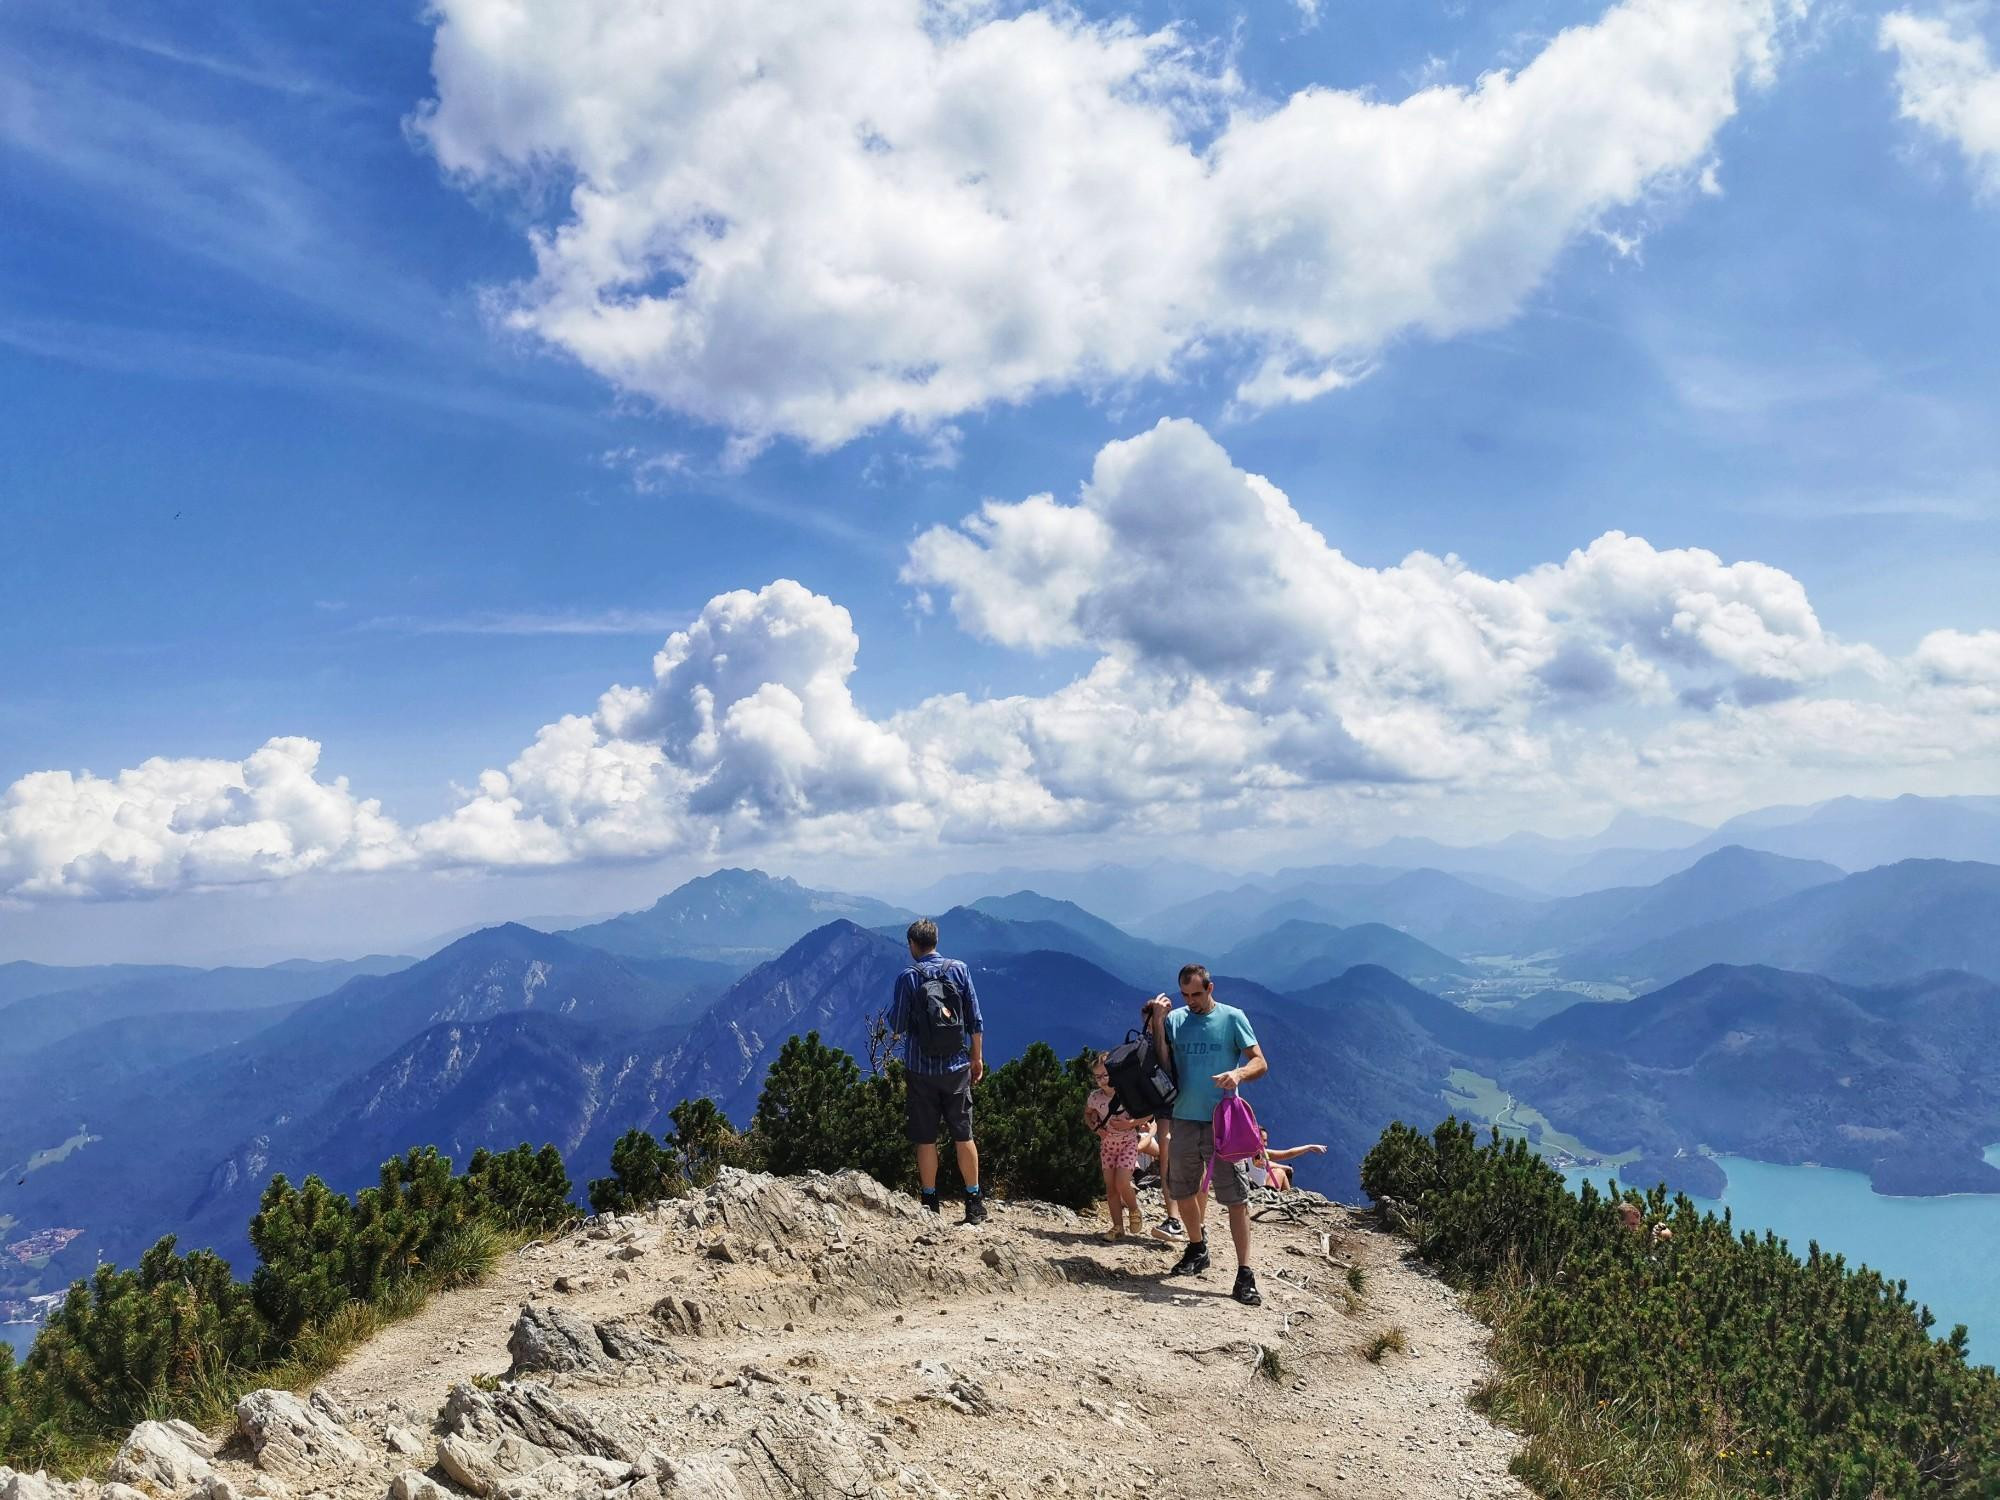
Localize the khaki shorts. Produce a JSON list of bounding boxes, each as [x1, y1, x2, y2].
[[1165, 1119, 1250, 1206]]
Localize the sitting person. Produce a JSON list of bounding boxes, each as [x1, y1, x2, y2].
[[1250, 1129, 1326, 1191]]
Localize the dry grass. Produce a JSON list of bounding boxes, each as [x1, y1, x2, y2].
[[1363, 1326, 1408, 1363], [1466, 1271, 1735, 1499]]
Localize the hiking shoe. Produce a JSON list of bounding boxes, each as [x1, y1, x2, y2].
[[919, 1194, 941, 1214], [1151, 1216, 1186, 1243], [1232, 1267, 1262, 1306], [961, 1194, 988, 1226], [1167, 1241, 1210, 1278]]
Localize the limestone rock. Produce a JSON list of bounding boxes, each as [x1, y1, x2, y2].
[[508, 1304, 678, 1377], [437, 1436, 503, 1498], [488, 1384, 640, 1463], [101, 1484, 153, 1500], [509, 1304, 607, 1375], [386, 1472, 449, 1500], [2, 1471, 74, 1500], [109, 1420, 216, 1492], [234, 1389, 369, 1478], [384, 1427, 425, 1458]]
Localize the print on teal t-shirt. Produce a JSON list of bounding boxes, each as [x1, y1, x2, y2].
[[1164, 1003, 1258, 1122]]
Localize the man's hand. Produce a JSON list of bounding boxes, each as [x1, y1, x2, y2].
[[970, 1055, 986, 1085], [1212, 1068, 1241, 1092], [1143, 993, 1172, 1023]]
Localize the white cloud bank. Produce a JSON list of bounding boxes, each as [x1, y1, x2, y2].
[[7, 422, 1994, 901], [1882, 9, 2000, 192], [413, 0, 1790, 451]]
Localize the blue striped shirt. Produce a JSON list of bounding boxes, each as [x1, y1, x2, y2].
[[892, 954, 984, 1076]]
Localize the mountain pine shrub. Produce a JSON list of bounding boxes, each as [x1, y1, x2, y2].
[[0, 1138, 567, 1475], [1363, 1117, 2000, 1497]]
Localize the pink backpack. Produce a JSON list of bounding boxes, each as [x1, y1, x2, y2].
[[1212, 1092, 1262, 1162], [1200, 1093, 1263, 1192]]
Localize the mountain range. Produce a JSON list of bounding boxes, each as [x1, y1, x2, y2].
[[564, 868, 911, 961], [6, 820, 2000, 1326]]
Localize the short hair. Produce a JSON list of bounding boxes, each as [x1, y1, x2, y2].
[[1177, 963, 1211, 991], [907, 918, 939, 953]]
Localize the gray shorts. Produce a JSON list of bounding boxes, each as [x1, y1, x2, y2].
[[1165, 1119, 1250, 1206], [905, 1068, 974, 1144]]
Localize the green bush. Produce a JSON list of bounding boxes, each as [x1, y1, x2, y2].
[[587, 1100, 754, 1213], [465, 1144, 573, 1232], [587, 1128, 678, 1215], [1363, 1117, 2000, 1497], [969, 1044, 1099, 1208], [2, 1137, 570, 1474]]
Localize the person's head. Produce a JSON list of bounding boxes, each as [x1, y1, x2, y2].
[[1616, 1201, 1644, 1232], [1092, 1051, 1110, 1087], [1178, 963, 1214, 1012], [907, 918, 939, 959], [1260, 1128, 1269, 1145]]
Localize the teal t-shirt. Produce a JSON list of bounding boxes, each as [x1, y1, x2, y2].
[[1165, 1002, 1258, 1122]]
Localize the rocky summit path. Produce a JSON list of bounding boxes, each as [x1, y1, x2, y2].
[[8, 1171, 1530, 1500]]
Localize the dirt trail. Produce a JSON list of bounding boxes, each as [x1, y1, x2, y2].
[[301, 1172, 1528, 1500]]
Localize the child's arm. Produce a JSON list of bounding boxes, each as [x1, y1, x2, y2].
[[1107, 1113, 1142, 1132], [1266, 1143, 1327, 1162]]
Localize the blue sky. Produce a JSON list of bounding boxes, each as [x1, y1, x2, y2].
[[3, 0, 1998, 960]]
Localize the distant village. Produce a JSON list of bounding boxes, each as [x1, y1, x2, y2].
[[6, 1227, 83, 1265]]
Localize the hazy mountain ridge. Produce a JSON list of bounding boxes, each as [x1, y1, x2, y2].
[[564, 868, 913, 960]]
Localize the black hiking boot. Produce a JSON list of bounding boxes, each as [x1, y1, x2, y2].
[[961, 1193, 988, 1226], [920, 1192, 941, 1214], [1232, 1267, 1262, 1306], [1167, 1240, 1210, 1277]]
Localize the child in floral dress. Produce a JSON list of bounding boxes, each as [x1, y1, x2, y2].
[[1085, 1052, 1147, 1240]]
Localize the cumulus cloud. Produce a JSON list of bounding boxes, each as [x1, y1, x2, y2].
[[413, 0, 1790, 450], [5, 424, 1988, 900], [0, 738, 406, 900], [1882, 9, 2000, 192]]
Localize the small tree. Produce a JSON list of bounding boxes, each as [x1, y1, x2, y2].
[[588, 1128, 676, 1214], [466, 1143, 574, 1232], [970, 1044, 1100, 1208], [249, 1173, 359, 1340], [664, 1098, 748, 1191], [754, 1031, 867, 1176]]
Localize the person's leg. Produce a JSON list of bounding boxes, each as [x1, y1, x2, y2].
[[908, 1076, 944, 1209], [1165, 1122, 1212, 1273], [942, 1070, 984, 1222], [1210, 1156, 1260, 1306], [1101, 1161, 1120, 1229], [1111, 1165, 1136, 1229], [1225, 1201, 1252, 1266]]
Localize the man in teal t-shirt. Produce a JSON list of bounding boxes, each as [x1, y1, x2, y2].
[[1143, 964, 1269, 1306]]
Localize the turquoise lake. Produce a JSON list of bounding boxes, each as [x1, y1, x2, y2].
[[1, 1322, 33, 1360], [1566, 1146, 2000, 1366]]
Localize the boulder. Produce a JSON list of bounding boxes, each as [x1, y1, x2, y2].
[[384, 1427, 425, 1458], [100, 1485, 152, 1500], [1, 1471, 73, 1500], [234, 1390, 368, 1478], [386, 1472, 449, 1500], [436, 1436, 503, 1498], [508, 1305, 607, 1375], [109, 1420, 216, 1492], [488, 1385, 640, 1463], [508, 1305, 677, 1377]]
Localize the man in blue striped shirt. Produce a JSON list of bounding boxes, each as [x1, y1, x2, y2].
[[891, 917, 987, 1223]]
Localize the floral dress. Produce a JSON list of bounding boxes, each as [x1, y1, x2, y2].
[[1087, 1087, 1139, 1170]]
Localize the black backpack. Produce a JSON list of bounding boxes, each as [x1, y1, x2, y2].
[[911, 964, 969, 1060], [1104, 1025, 1177, 1119]]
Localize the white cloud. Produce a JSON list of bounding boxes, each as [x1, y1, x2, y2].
[[0, 738, 406, 900], [7, 423, 1992, 900], [1882, 9, 2000, 192], [413, 0, 1790, 451]]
